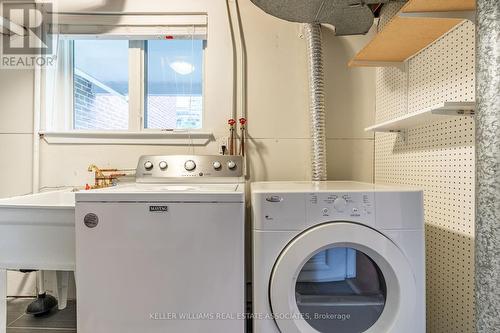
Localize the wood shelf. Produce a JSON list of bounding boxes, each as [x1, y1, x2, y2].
[[401, 0, 476, 14], [349, 0, 476, 68], [365, 102, 475, 133]]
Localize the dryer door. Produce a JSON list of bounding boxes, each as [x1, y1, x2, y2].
[[270, 222, 416, 333]]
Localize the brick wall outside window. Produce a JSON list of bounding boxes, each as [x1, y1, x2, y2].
[[74, 74, 202, 130], [74, 74, 129, 130]]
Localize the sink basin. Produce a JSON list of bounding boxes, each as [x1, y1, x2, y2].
[[0, 190, 76, 271], [0, 190, 75, 208]]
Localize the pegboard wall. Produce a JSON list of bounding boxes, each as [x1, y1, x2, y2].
[[375, 4, 475, 333]]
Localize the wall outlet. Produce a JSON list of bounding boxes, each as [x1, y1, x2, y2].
[[219, 137, 229, 155]]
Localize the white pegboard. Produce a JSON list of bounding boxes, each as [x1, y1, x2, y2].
[[375, 67, 407, 123], [408, 21, 476, 113], [375, 5, 475, 333], [375, 2, 408, 124], [378, 2, 405, 30]]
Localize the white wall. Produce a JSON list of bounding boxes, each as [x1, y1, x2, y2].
[[324, 27, 376, 182], [1, 0, 375, 296], [0, 67, 36, 295], [0, 69, 34, 197]]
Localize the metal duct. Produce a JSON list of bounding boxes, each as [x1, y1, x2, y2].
[[250, 0, 385, 35], [475, 0, 500, 330], [305, 24, 327, 181]]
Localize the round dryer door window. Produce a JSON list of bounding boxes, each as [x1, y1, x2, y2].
[[295, 247, 386, 332], [270, 222, 417, 333]]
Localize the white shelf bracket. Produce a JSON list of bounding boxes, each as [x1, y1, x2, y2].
[[365, 102, 476, 133], [399, 11, 476, 23]]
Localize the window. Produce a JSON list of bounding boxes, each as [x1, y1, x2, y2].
[[40, 13, 216, 144], [69, 39, 204, 131], [73, 40, 129, 130], [146, 40, 204, 130]]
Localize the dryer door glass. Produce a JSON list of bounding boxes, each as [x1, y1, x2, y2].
[[295, 247, 387, 333]]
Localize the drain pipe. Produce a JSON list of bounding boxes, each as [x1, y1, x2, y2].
[[304, 23, 327, 181]]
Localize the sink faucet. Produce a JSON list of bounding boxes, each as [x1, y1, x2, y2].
[[87, 164, 128, 189]]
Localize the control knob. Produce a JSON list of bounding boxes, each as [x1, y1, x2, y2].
[[184, 160, 196, 171], [227, 160, 237, 170], [213, 161, 222, 170], [333, 197, 347, 212], [144, 161, 154, 170], [159, 161, 168, 170]]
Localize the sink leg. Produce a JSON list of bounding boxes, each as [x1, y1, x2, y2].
[[56, 271, 69, 310], [0, 269, 6, 333]]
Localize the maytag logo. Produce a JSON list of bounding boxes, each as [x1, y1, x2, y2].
[[149, 206, 169, 212]]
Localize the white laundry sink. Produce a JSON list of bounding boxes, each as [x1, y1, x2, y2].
[[0, 190, 76, 271]]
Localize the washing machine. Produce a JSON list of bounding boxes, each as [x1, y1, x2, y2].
[[252, 181, 425, 333], [76, 155, 245, 333]]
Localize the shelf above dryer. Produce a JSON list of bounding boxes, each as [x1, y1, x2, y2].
[[349, 0, 476, 68], [365, 102, 475, 133], [400, 0, 476, 17]]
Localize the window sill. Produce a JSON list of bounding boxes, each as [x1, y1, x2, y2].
[[39, 131, 214, 146]]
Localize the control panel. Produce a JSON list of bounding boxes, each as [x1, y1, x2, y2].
[[306, 192, 375, 223], [136, 155, 244, 182]]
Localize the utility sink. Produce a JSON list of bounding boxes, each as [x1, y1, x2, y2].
[[0, 190, 76, 271]]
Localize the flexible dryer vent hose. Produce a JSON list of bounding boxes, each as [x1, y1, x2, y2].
[[304, 23, 327, 182]]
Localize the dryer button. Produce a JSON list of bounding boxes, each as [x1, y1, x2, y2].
[[266, 196, 283, 203]]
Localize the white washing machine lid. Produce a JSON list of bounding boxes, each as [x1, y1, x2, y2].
[[76, 183, 245, 202], [270, 222, 417, 333]]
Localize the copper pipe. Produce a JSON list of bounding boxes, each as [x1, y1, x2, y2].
[[228, 119, 237, 155], [239, 118, 247, 156], [87, 165, 131, 189]]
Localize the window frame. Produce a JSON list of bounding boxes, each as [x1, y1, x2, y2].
[[39, 13, 217, 145], [141, 39, 206, 132]]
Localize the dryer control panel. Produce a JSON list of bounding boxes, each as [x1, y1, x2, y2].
[[306, 192, 375, 225]]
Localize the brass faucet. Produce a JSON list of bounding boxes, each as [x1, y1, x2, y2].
[[87, 165, 128, 189]]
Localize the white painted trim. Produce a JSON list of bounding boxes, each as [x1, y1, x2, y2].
[[42, 39, 73, 131], [399, 11, 475, 23], [40, 131, 214, 145], [142, 41, 148, 129], [67, 40, 75, 130], [33, 59, 42, 194], [53, 14, 208, 39], [57, 27, 207, 40], [54, 14, 208, 26], [128, 41, 143, 132]]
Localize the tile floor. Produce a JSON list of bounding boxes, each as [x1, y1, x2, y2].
[[7, 297, 252, 332], [7, 298, 76, 333]]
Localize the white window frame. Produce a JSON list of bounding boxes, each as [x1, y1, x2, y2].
[[40, 13, 213, 145], [129, 39, 145, 132]]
